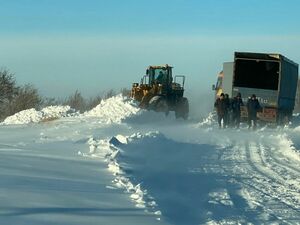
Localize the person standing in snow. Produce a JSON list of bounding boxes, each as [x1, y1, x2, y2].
[[214, 93, 226, 128], [224, 93, 231, 127], [231, 92, 244, 128], [247, 94, 261, 129]]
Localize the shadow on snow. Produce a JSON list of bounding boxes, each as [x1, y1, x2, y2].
[[111, 134, 262, 225]]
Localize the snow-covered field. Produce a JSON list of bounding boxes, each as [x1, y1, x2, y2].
[[1, 95, 300, 225]]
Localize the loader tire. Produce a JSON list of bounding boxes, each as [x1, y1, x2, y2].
[[175, 97, 189, 120], [140, 93, 154, 109], [149, 96, 169, 113]]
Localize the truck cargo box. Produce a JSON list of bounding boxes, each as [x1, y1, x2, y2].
[[232, 52, 298, 123]]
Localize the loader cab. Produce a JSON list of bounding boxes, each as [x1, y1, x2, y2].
[[147, 65, 173, 86]]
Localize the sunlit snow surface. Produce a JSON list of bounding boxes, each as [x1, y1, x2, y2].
[[2, 105, 77, 125], [1, 95, 300, 225]]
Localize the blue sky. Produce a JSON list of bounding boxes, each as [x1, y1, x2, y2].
[[0, 0, 299, 97]]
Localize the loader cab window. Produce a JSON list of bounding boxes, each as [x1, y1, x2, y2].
[[234, 59, 279, 90], [149, 68, 170, 84], [154, 69, 168, 83]]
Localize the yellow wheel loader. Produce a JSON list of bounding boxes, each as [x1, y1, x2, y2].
[[131, 64, 189, 119]]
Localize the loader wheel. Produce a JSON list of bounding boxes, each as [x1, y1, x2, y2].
[[149, 96, 169, 113], [140, 93, 154, 109], [175, 97, 189, 120]]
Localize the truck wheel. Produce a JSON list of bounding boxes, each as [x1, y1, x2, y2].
[[277, 110, 292, 126], [287, 111, 293, 123], [175, 97, 189, 120], [276, 111, 284, 126]]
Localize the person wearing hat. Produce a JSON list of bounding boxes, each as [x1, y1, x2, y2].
[[231, 92, 244, 128], [214, 93, 226, 128], [246, 94, 261, 129]]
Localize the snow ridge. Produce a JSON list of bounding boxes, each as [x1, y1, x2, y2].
[[1, 95, 141, 125], [83, 132, 162, 219], [84, 94, 142, 124], [2, 105, 77, 125], [2, 94, 176, 125]]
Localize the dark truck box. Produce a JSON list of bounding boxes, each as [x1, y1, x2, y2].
[[232, 52, 298, 123]]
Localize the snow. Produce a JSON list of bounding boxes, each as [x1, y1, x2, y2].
[[1, 94, 172, 126], [2, 105, 77, 125], [85, 132, 162, 216], [2, 108, 43, 125], [83, 94, 142, 123], [1, 95, 300, 225]]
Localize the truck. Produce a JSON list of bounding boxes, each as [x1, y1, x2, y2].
[[213, 52, 299, 124], [294, 80, 300, 113]]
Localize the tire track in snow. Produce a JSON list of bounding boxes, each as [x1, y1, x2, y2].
[[268, 151, 300, 175], [216, 141, 272, 223], [265, 135, 300, 176], [256, 140, 300, 201], [243, 140, 300, 223], [217, 135, 300, 224]]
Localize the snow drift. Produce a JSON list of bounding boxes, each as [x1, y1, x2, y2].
[[2, 94, 180, 126], [83, 131, 251, 225], [83, 94, 175, 124], [2, 105, 76, 125], [83, 95, 142, 124], [3, 93, 300, 128], [82, 132, 162, 220]]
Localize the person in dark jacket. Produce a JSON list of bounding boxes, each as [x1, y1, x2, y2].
[[247, 94, 261, 129], [231, 92, 244, 128], [224, 94, 231, 127], [214, 93, 226, 128]]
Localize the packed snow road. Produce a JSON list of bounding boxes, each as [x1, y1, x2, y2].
[[1, 95, 300, 225]]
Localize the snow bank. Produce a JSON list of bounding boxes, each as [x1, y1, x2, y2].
[[2, 105, 77, 125], [84, 94, 142, 124], [83, 94, 177, 124], [82, 132, 162, 219], [2, 108, 43, 125], [3, 95, 178, 125]]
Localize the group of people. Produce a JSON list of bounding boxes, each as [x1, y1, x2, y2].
[[214, 92, 261, 129]]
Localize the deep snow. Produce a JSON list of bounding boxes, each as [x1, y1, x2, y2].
[[1, 95, 300, 225]]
